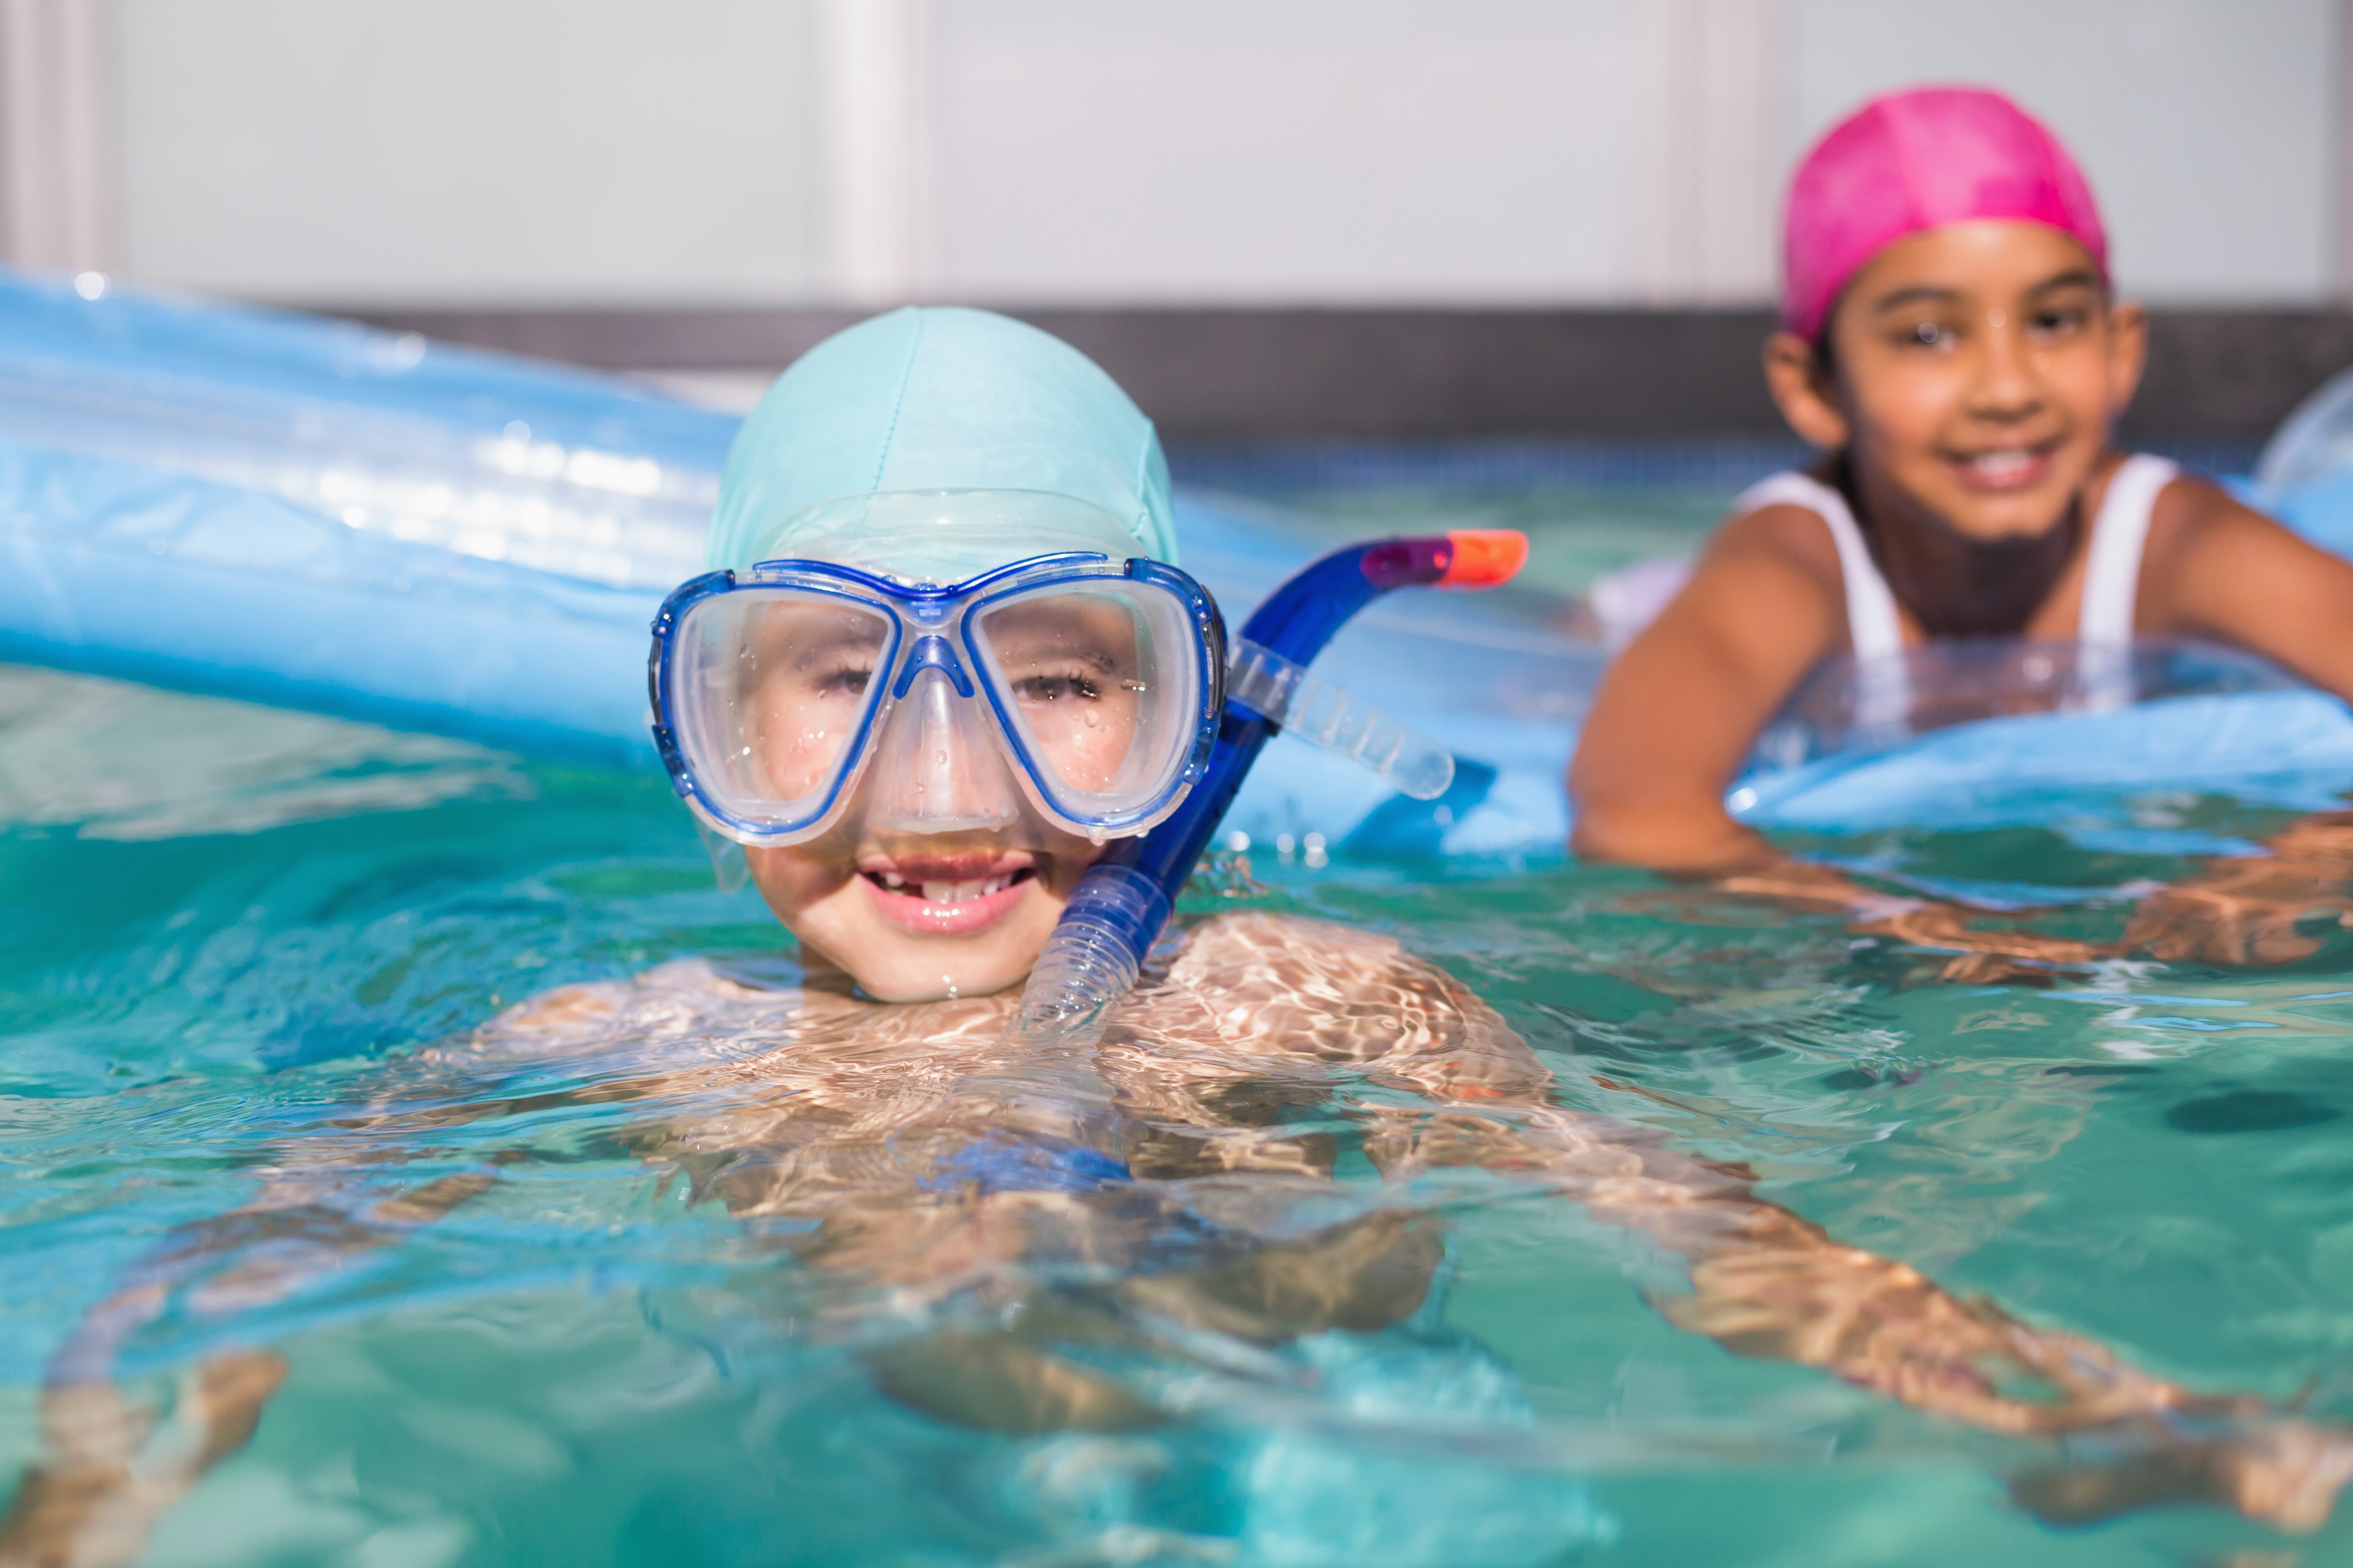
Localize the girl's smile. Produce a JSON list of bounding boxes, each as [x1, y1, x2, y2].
[[1944, 436, 2064, 494]]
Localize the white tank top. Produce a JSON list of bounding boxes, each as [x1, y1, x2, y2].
[[1732, 454, 2180, 659]]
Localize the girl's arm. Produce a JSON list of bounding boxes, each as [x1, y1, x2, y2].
[[2121, 809, 2353, 965], [1568, 503, 1847, 871], [1568, 509, 2105, 975]]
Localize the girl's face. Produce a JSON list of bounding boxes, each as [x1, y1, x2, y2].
[[1764, 219, 2147, 540]]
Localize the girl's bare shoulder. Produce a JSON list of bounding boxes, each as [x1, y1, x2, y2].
[[1642, 493, 1850, 657], [1702, 493, 1847, 593], [2151, 470, 2292, 546], [2144, 470, 2340, 598]]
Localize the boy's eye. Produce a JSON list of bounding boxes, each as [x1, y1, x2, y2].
[[1015, 673, 1103, 704], [2029, 305, 2088, 337], [817, 666, 871, 697], [1903, 321, 1951, 348]]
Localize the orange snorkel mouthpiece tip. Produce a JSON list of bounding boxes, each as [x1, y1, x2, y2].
[[1438, 529, 1529, 589]]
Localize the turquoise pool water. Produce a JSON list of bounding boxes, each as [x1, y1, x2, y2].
[[3, 483, 2352, 1567]]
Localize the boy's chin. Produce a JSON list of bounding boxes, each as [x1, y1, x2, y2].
[[848, 957, 1033, 1003], [798, 901, 1063, 1002]]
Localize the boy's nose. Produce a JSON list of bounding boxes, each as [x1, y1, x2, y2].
[[861, 667, 1023, 834]]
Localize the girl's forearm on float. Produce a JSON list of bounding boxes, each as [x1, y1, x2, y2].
[[1569, 532, 1839, 870]]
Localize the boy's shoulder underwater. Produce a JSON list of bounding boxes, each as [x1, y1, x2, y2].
[[457, 911, 1488, 1061]]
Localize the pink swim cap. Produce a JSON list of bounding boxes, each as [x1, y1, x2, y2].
[[1782, 87, 2107, 341]]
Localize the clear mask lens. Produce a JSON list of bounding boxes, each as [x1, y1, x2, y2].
[[669, 587, 894, 836], [661, 564, 1211, 845], [972, 582, 1203, 823]]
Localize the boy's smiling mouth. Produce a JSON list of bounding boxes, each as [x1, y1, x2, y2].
[[856, 851, 1040, 934]]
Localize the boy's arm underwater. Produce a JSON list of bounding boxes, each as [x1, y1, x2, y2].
[[1125, 912, 2353, 1531], [0, 1164, 500, 1568], [0, 975, 734, 1568]]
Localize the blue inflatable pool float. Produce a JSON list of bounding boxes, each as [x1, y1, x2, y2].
[[1, 265, 2350, 855]]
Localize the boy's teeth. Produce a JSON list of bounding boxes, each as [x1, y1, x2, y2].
[[883, 872, 904, 889], [910, 875, 1013, 903], [1970, 450, 2033, 477]]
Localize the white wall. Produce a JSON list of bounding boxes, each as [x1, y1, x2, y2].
[[1788, 0, 2340, 302], [111, 0, 827, 305], [919, 0, 1777, 304], [7, 0, 2339, 307]]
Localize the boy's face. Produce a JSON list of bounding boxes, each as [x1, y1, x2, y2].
[[733, 589, 1150, 1003], [1766, 219, 2147, 540]]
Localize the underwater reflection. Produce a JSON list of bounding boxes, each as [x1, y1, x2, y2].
[[7, 913, 2351, 1565]]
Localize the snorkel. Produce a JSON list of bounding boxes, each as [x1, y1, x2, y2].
[[1012, 528, 1525, 1045]]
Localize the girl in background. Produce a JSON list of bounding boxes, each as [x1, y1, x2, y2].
[[1570, 87, 2353, 968]]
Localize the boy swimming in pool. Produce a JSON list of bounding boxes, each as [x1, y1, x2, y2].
[[653, 305, 1215, 1005], [8, 308, 2350, 1566], [1570, 87, 2353, 965]]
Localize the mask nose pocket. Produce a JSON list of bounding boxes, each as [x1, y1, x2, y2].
[[863, 665, 1024, 834]]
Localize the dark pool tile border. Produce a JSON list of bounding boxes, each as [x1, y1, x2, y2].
[[330, 303, 2348, 449], [1166, 436, 2264, 497], [1167, 438, 1810, 495]]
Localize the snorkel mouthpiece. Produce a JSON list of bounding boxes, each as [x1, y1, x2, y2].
[[1012, 530, 1526, 1044]]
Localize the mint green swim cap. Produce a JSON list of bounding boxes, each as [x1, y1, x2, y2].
[[705, 306, 1178, 580]]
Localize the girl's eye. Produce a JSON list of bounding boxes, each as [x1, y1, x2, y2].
[[816, 667, 871, 698], [1905, 321, 1950, 348], [2030, 306, 2087, 336]]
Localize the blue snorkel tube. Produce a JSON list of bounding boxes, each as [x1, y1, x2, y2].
[[1011, 529, 1527, 1045]]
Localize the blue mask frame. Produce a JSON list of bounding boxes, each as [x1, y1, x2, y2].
[[647, 552, 1226, 845]]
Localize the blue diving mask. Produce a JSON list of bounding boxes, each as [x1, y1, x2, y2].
[[649, 551, 1225, 848]]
